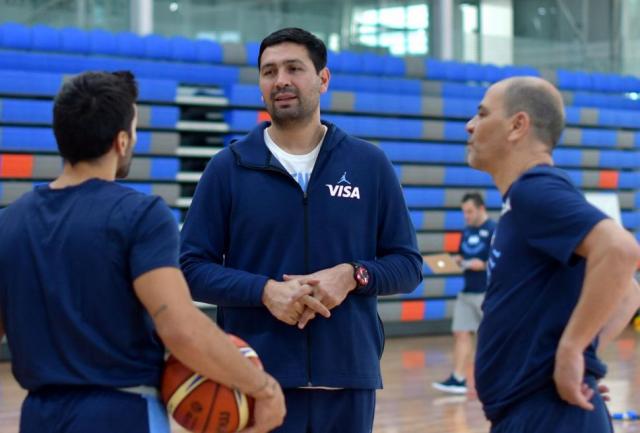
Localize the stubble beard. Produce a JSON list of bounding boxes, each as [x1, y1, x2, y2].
[[268, 98, 317, 129]]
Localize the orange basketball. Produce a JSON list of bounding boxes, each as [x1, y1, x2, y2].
[[161, 334, 263, 433]]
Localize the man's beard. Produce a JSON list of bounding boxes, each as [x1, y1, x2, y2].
[[268, 88, 316, 127]]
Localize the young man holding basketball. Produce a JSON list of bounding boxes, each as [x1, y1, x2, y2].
[[0, 71, 284, 433], [181, 28, 423, 433], [466, 76, 640, 432]]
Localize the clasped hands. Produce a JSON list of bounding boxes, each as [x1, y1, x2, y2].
[[261, 263, 357, 329]]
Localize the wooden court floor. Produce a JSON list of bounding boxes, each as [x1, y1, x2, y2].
[[0, 329, 638, 433]]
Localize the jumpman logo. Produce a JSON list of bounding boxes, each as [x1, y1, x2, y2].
[[337, 172, 351, 185]]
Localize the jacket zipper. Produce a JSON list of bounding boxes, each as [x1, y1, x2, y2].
[[260, 163, 314, 386], [303, 190, 313, 386]]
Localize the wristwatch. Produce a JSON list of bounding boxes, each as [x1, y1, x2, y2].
[[350, 262, 370, 288]]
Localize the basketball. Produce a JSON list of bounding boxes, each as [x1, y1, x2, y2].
[[161, 334, 263, 433]]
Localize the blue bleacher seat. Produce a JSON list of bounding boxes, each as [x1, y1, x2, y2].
[[444, 278, 464, 296], [1, 127, 57, 151], [553, 149, 583, 166], [60, 27, 89, 54], [150, 106, 180, 128], [579, 129, 617, 147], [622, 212, 640, 229], [383, 56, 405, 76], [442, 97, 478, 118], [340, 51, 362, 74], [424, 300, 446, 319], [619, 173, 640, 189], [425, 59, 445, 80], [150, 158, 179, 179], [443, 121, 468, 141], [0, 70, 63, 97], [404, 187, 447, 207], [244, 42, 260, 67], [121, 183, 152, 194], [144, 34, 171, 60], [443, 212, 465, 230], [31, 24, 60, 52], [0, 23, 31, 50], [464, 63, 485, 82], [444, 61, 466, 81], [88, 29, 117, 56], [327, 52, 343, 72], [116, 31, 145, 57], [443, 167, 493, 186], [169, 36, 198, 62], [226, 84, 262, 106], [135, 132, 152, 153], [1, 99, 52, 124], [137, 79, 178, 102], [195, 39, 223, 63], [441, 82, 486, 99], [362, 53, 385, 75]]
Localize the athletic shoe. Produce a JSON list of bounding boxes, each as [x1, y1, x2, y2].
[[432, 374, 468, 394]]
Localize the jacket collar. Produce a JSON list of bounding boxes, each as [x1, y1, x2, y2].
[[230, 120, 346, 169]]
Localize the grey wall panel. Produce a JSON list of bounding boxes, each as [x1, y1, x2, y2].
[[400, 165, 445, 185], [580, 150, 601, 167], [417, 233, 444, 253], [330, 91, 355, 112], [32, 155, 61, 178], [405, 57, 425, 78], [221, 43, 247, 65], [562, 128, 582, 146], [422, 120, 445, 140], [152, 184, 180, 205]]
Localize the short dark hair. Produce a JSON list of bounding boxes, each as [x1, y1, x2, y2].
[[53, 71, 138, 165], [462, 192, 485, 208], [258, 27, 327, 73], [503, 80, 565, 150]]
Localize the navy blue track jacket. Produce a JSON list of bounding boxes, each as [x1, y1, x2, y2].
[[180, 121, 423, 389]]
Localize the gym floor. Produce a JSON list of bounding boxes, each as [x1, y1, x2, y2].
[[0, 329, 637, 433]]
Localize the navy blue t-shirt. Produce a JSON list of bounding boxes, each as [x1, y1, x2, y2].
[[459, 218, 496, 293], [475, 165, 608, 422], [0, 179, 179, 391]]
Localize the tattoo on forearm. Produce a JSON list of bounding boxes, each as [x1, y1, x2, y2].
[[153, 304, 168, 318]]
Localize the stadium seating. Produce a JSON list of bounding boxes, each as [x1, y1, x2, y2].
[[1, 22, 638, 334]]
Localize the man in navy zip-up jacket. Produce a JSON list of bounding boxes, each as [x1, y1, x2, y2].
[[180, 28, 422, 433]]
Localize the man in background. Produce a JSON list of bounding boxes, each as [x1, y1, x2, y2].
[[433, 192, 495, 394]]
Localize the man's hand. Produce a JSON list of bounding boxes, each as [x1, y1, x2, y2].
[[554, 342, 594, 410], [284, 263, 356, 329], [240, 375, 286, 433], [262, 279, 330, 325], [462, 258, 485, 271]]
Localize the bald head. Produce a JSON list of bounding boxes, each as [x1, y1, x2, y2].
[[497, 77, 565, 150]]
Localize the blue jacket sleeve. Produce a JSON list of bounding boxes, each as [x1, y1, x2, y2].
[[355, 151, 423, 296], [180, 153, 269, 306]]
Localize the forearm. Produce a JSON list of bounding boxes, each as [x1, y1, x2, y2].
[[559, 250, 638, 352], [358, 252, 423, 296], [181, 256, 268, 306], [159, 307, 271, 398], [599, 278, 640, 348]]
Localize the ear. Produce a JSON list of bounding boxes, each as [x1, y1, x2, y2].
[[508, 112, 530, 142], [319, 67, 331, 94], [114, 131, 129, 157]]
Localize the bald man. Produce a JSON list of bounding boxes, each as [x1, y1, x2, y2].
[[466, 77, 640, 433]]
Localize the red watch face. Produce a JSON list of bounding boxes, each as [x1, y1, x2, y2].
[[355, 266, 369, 286]]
